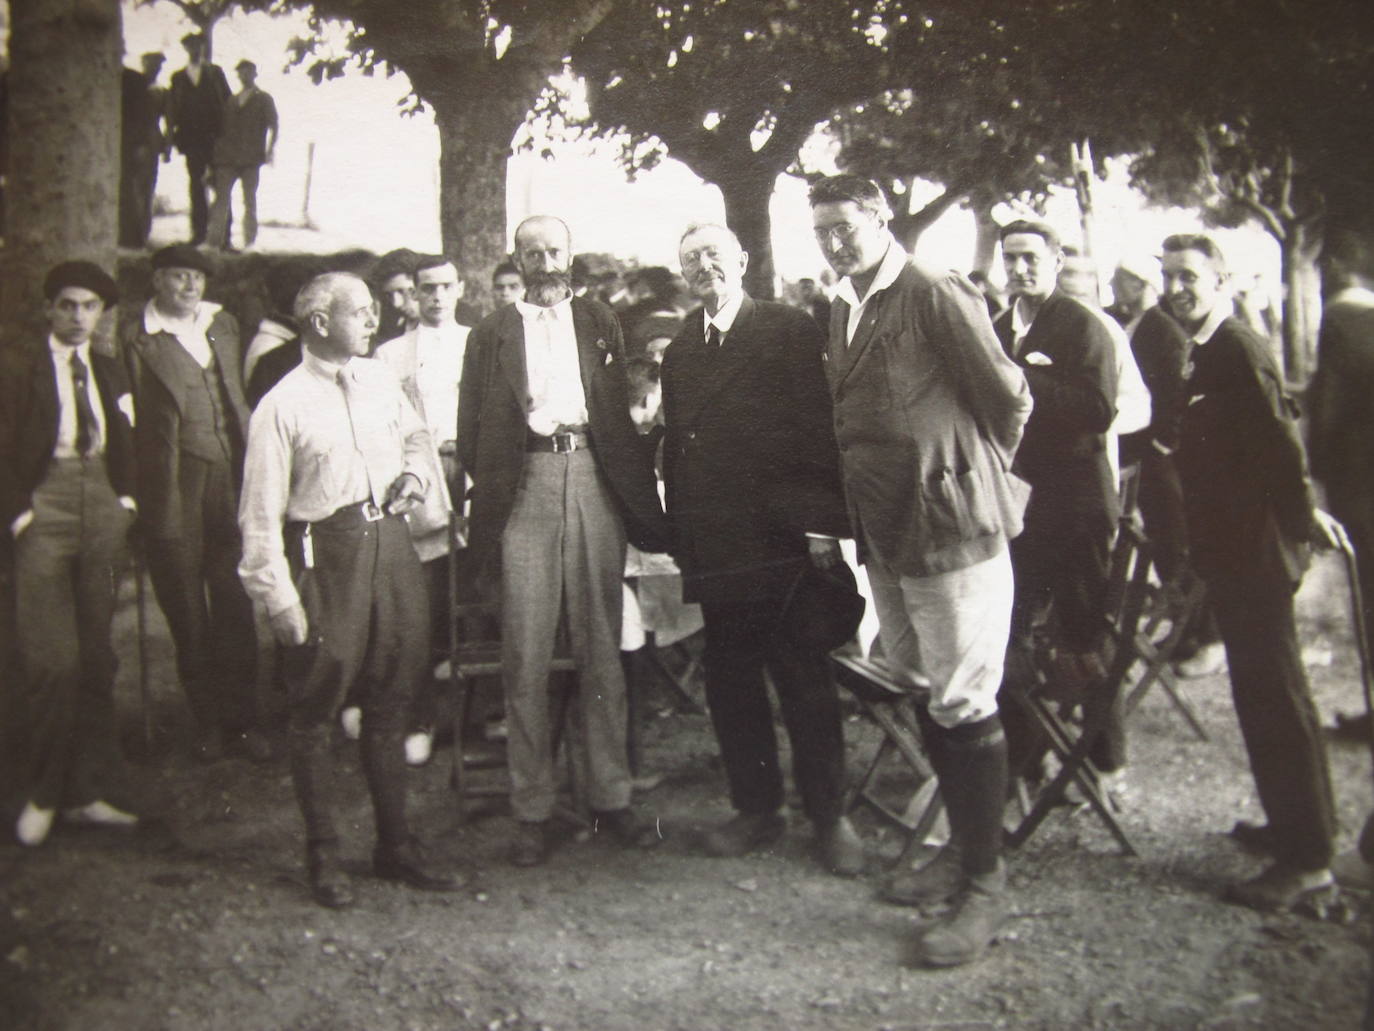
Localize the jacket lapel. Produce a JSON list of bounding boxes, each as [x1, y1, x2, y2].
[[830, 282, 887, 392], [494, 305, 529, 410], [136, 332, 187, 412], [571, 297, 606, 395], [675, 296, 757, 432], [32, 343, 61, 447]]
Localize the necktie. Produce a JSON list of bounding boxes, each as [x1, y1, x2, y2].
[[337, 366, 387, 507], [70, 353, 98, 457], [706, 324, 722, 350]]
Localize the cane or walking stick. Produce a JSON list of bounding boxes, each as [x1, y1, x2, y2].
[[1324, 514, 1374, 787]]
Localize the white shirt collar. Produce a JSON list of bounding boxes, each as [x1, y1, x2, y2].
[[704, 291, 745, 339], [833, 234, 907, 312], [515, 297, 573, 323], [48, 334, 91, 364], [1189, 302, 1231, 346], [143, 298, 222, 338]]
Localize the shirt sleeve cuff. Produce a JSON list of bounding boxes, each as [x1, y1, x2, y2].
[[804, 532, 841, 541], [118, 496, 138, 512], [10, 509, 34, 537]]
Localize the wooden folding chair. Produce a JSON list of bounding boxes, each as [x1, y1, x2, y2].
[[1003, 516, 1150, 856], [1124, 566, 1210, 741], [829, 651, 943, 867]]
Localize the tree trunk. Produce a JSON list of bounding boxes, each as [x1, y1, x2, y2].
[[1280, 220, 1322, 385], [431, 97, 519, 313], [3, 0, 122, 349], [970, 198, 1000, 275], [717, 167, 778, 300]]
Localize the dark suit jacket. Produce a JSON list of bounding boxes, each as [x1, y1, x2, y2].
[[1120, 304, 1190, 465], [122, 307, 250, 540], [168, 63, 231, 155], [660, 296, 849, 605], [1176, 315, 1315, 586], [1308, 289, 1374, 530], [456, 295, 667, 570], [993, 291, 1119, 532], [0, 340, 137, 531]]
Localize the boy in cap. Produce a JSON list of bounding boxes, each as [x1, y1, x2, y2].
[[1, 262, 140, 845]]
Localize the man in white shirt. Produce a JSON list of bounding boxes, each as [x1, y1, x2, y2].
[[2, 263, 140, 846], [375, 255, 469, 764], [238, 271, 463, 908], [123, 244, 267, 763], [457, 215, 668, 867]]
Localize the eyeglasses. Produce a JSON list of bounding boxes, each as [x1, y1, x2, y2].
[[813, 223, 864, 246]]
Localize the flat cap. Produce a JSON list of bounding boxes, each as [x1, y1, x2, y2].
[[44, 261, 118, 307], [151, 244, 213, 276]]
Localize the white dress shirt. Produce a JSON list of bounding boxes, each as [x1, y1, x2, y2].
[[237, 349, 432, 616], [48, 335, 107, 459], [376, 321, 468, 447], [833, 234, 909, 345], [703, 291, 744, 343], [516, 297, 588, 436], [143, 299, 221, 368]]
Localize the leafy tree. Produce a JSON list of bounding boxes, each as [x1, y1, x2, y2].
[[569, 0, 953, 298], [274, 0, 619, 302], [137, 0, 237, 52]]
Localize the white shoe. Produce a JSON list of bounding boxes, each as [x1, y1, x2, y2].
[[1175, 642, 1226, 678], [62, 800, 139, 828], [16, 802, 55, 846], [340, 706, 362, 741], [405, 730, 433, 767]]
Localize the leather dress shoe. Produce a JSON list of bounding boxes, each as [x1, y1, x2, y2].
[[16, 802, 55, 847], [374, 838, 466, 891], [307, 848, 355, 909], [1224, 862, 1334, 912], [700, 811, 786, 858], [509, 821, 552, 867], [816, 815, 865, 876], [881, 844, 965, 907], [593, 807, 662, 849], [62, 800, 139, 828]]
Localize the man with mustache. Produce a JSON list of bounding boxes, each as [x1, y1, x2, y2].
[[811, 175, 1032, 966], [659, 222, 861, 874], [123, 244, 268, 763], [457, 215, 668, 866]]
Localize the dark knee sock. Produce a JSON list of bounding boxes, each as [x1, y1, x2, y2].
[[289, 724, 338, 850], [930, 714, 1009, 876], [360, 725, 409, 848]]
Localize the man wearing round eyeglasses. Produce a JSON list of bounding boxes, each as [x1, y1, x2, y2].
[[811, 174, 1032, 967]]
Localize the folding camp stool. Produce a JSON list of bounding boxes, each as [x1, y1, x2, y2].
[[829, 651, 943, 867], [1003, 516, 1150, 856], [1123, 562, 1211, 741]]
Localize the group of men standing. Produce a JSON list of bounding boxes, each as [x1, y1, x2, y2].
[[119, 33, 278, 251], [3, 170, 1357, 971]]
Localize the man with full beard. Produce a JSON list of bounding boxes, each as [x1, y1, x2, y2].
[[457, 215, 668, 867]]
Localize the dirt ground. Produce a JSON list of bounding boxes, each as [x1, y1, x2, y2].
[[2, 550, 1372, 1031]]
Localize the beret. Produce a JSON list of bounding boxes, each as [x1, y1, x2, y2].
[[43, 261, 118, 307], [151, 244, 213, 276]]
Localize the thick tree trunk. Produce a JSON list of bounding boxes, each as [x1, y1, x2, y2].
[[1280, 220, 1322, 385], [432, 97, 518, 313], [717, 168, 778, 300], [3, 0, 122, 348]]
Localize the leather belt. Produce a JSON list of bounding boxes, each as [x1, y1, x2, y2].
[[527, 430, 593, 453], [304, 498, 390, 530]]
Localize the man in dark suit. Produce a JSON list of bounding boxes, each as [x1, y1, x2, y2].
[[1309, 228, 1374, 652], [119, 52, 167, 248], [457, 215, 668, 867], [123, 244, 266, 762], [992, 220, 1121, 777], [659, 222, 861, 874], [1, 263, 140, 846], [167, 33, 230, 245], [1163, 232, 1336, 910]]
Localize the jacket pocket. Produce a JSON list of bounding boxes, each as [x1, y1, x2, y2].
[[921, 465, 1000, 544]]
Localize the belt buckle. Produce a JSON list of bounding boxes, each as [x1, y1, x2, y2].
[[361, 501, 385, 522], [552, 432, 575, 454]]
